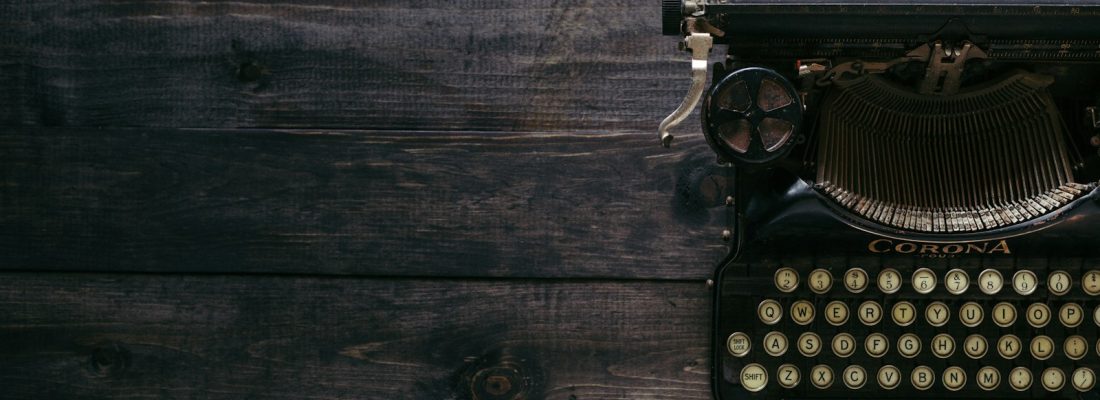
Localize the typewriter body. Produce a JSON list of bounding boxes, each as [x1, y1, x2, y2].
[[658, 1, 1100, 398]]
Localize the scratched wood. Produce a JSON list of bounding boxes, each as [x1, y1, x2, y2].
[[0, 273, 712, 400], [0, 127, 730, 278], [0, 0, 696, 131]]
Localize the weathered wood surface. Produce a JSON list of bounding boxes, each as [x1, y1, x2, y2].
[[0, 273, 712, 400], [0, 1, 695, 131], [0, 127, 730, 278]]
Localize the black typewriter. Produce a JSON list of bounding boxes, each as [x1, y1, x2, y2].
[[657, 1, 1100, 399]]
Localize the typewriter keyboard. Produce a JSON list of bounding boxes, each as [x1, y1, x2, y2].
[[718, 264, 1100, 398]]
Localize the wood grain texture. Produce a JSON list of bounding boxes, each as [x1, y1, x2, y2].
[[0, 273, 712, 400], [0, 0, 698, 131], [0, 127, 731, 278]]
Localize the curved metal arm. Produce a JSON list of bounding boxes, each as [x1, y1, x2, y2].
[[658, 33, 713, 148]]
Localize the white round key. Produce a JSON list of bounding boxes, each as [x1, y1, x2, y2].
[[763, 331, 788, 356], [774, 267, 799, 293], [925, 301, 950, 327], [798, 332, 822, 357], [978, 269, 1003, 295], [960, 302, 984, 327], [728, 332, 751, 357], [912, 268, 936, 294], [943, 366, 966, 391], [1042, 368, 1065, 392], [791, 300, 815, 325], [1073, 368, 1096, 392], [741, 363, 768, 392], [992, 302, 1016, 327], [1009, 367, 1032, 391], [891, 301, 916, 326], [858, 301, 883, 325], [931, 333, 956, 358], [777, 364, 801, 389], [808, 268, 833, 294], [1065, 335, 1088, 360], [758, 299, 783, 325], [811, 365, 834, 389], [832, 333, 856, 358], [945, 268, 969, 295], [1048, 270, 1072, 296], [865, 333, 889, 358], [878, 365, 901, 390], [844, 365, 867, 389], [963, 334, 988, 359], [1013, 270, 1038, 295], [911, 366, 935, 391], [897, 333, 922, 358], [845, 268, 869, 293], [824, 300, 849, 326], [976, 366, 1000, 391], [1027, 303, 1051, 328], [877, 268, 902, 294], [1030, 335, 1055, 360], [998, 334, 1022, 359], [1060, 303, 1084, 327], [1083, 270, 1100, 295]]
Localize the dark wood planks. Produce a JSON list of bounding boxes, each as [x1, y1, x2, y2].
[[0, 127, 731, 278], [0, 0, 696, 131], [0, 273, 712, 400]]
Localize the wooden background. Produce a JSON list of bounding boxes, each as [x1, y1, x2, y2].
[[0, 1, 732, 399]]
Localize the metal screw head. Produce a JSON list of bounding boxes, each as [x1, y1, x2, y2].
[[721, 229, 732, 241]]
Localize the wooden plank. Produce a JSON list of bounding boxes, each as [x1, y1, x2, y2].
[[0, 1, 696, 130], [0, 127, 731, 278], [0, 273, 713, 400]]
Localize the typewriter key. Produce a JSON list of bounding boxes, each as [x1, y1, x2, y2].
[[1060, 303, 1083, 327], [943, 366, 966, 391], [998, 334, 1022, 359], [763, 331, 788, 356], [824, 301, 849, 326], [912, 268, 936, 294], [811, 365, 834, 389], [877, 268, 901, 294], [843, 365, 867, 389], [1027, 303, 1051, 328], [798, 332, 822, 357], [845, 268, 868, 293], [911, 366, 935, 391], [727, 332, 751, 357], [992, 302, 1017, 327], [857, 301, 882, 325], [832, 333, 856, 358], [1049, 270, 1072, 296], [898, 333, 922, 358], [1013, 270, 1038, 295], [960, 302, 984, 327], [978, 269, 1004, 295], [925, 301, 950, 327], [1095, 304, 1100, 326], [777, 364, 800, 389], [865, 333, 888, 358], [1083, 270, 1100, 295], [1009, 367, 1033, 391], [877, 365, 900, 390], [963, 334, 988, 359], [1030, 335, 1055, 360], [891, 301, 915, 326], [808, 268, 833, 294], [791, 300, 815, 325], [931, 333, 956, 358], [757, 299, 783, 325], [976, 366, 1000, 391], [1065, 335, 1088, 360], [1073, 368, 1096, 392], [945, 268, 969, 295], [774, 267, 799, 293], [1042, 368, 1065, 392], [740, 363, 768, 392]]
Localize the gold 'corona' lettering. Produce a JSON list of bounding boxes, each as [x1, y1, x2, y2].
[[866, 239, 1011, 255]]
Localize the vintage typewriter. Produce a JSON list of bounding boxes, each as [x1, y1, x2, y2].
[[657, 1, 1100, 398]]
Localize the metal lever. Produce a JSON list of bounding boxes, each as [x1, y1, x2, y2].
[[658, 32, 713, 148]]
